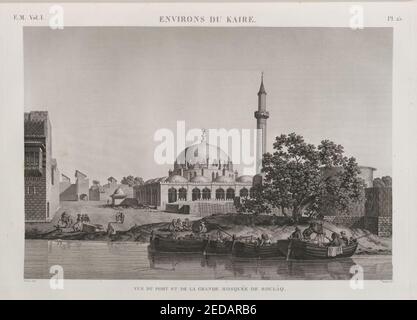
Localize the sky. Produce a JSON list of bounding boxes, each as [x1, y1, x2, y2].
[[24, 27, 392, 183]]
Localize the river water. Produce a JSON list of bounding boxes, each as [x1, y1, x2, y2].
[[24, 240, 392, 280]]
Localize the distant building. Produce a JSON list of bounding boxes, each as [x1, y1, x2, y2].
[[88, 177, 133, 202], [110, 186, 127, 206], [89, 184, 105, 201], [60, 170, 90, 201], [24, 111, 60, 222]]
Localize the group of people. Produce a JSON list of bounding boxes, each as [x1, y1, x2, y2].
[[248, 233, 272, 246], [76, 214, 90, 223], [55, 212, 73, 229], [168, 218, 193, 232], [289, 223, 356, 247]]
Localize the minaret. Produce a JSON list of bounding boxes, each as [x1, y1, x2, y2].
[[254, 73, 269, 174]]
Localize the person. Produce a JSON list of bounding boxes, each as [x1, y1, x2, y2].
[[256, 237, 263, 246], [199, 221, 207, 233], [76, 214, 81, 223], [168, 219, 176, 232], [349, 236, 357, 244], [316, 230, 327, 246], [182, 218, 192, 231], [215, 230, 223, 241], [117, 211, 125, 224], [302, 223, 315, 240], [84, 214, 90, 223], [261, 233, 272, 245], [329, 232, 343, 246], [340, 231, 349, 246], [289, 226, 303, 240], [175, 218, 183, 231]]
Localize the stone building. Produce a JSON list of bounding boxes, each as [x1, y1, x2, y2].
[[24, 111, 60, 222], [89, 177, 133, 202], [59, 170, 90, 201]]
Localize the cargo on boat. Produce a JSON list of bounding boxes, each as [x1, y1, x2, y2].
[[277, 239, 358, 260]]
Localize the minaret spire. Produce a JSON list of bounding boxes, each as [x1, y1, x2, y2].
[[254, 73, 269, 174], [258, 72, 266, 95]]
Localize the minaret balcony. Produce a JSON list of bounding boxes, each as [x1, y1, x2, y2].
[[254, 110, 270, 119]]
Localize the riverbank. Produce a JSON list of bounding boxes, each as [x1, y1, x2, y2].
[[25, 202, 392, 255]]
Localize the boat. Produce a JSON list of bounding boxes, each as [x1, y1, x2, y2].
[[203, 239, 235, 255], [232, 241, 285, 259], [277, 239, 358, 260], [149, 235, 206, 254]]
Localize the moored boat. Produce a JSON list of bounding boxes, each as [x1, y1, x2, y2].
[[277, 239, 358, 260], [149, 235, 206, 254]]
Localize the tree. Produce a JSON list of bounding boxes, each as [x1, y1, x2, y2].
[[121, 175, 144, 187], [92, 180, 100, 186], [240, 133, 364, 219], [236, 185, 270, 215], [134, 176, 144, 186]]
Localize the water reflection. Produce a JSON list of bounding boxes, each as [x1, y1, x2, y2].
[[148, 251, 357, 280], [25, 240, 392, 280]]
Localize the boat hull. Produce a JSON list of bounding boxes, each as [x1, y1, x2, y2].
[[204, 240, 234, 255], [232, 241, 285, 259], [149, 237, 206, 254], [277, 239, 358, 260]]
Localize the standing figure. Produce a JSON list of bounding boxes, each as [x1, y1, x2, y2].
[[289, 226, 303, 240]]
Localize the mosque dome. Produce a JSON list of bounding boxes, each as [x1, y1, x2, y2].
[[190, 175, 211, 183], [166, 175, 188, 183], [215, 175, 235, 183], [175, 140, 231, 170], [236, 175, 253, 183]]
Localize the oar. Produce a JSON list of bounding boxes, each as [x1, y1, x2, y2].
[[286, 240, 293, 261], [216, 226, 234, 238]]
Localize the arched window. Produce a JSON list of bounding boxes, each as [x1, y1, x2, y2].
[[216, 188, 225, 200], [249, 187, 255, 198], [240, 188, 249, 198], [202, 187, 211, 200], [168, 187, 177, 203], [192, 188, 201, 201], [226, 188, 235, 200], [178, 188, 187, 201]]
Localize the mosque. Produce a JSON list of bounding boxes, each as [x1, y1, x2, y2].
[[133, 75, 269, 214]]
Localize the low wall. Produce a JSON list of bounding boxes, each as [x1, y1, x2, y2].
[[166, 201, 237, 217], [324, 215, 392, 237], [364, 216, 392, 237], [323, 215, 364, 228]]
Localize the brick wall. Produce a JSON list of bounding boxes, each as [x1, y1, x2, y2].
[[377, 216, 392, 237], [25, 111, 60, 221], [25, 176, 47, 221]]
